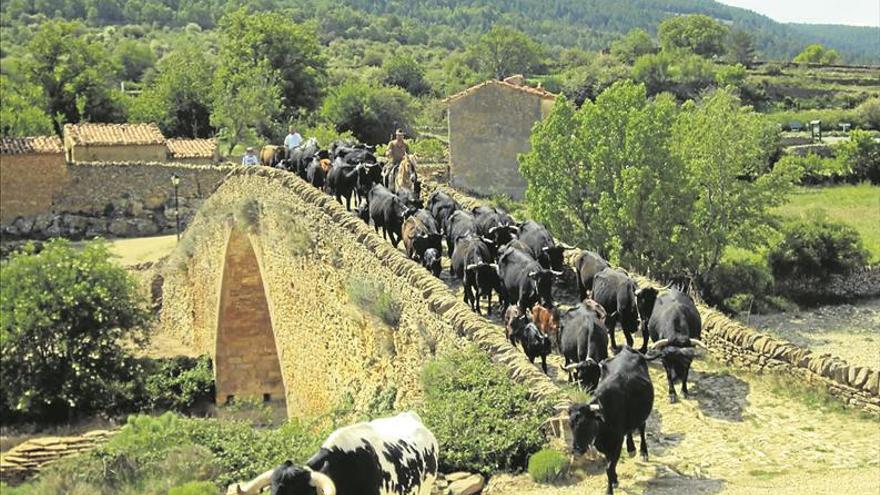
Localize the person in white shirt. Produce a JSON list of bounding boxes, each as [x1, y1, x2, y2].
[[242, 147, 259, 166], [284, 126, 303, 158]]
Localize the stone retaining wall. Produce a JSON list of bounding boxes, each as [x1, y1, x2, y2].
[[1, 161, 229, 240], [424, 180, 880, 415], [0, 430, 115, 484]]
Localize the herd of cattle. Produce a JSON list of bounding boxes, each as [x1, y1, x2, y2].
[[238, 139, 709, 495]]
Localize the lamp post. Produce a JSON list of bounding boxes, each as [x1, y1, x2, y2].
[[171, 174, 181, 241]]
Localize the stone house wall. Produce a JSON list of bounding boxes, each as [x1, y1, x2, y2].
[[0, 152, 67, 223], [68, 144, 168, 163], [448, 84, 548, 200]]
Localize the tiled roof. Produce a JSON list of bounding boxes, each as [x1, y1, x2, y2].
[[444, 79, 557, 104], [167, 138, 218, 159], [0, 135, 64, 155], [64, 123, 166, 146]]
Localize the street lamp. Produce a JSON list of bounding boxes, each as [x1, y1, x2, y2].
[[171, 174, 181, 241]]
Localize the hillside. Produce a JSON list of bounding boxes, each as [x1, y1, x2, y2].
[[1, 0, 878, 63]]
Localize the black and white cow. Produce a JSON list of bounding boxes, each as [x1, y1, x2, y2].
[[228, 412, 438, 495]]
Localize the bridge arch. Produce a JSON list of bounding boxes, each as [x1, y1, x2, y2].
[[214, 226, 288, 414]]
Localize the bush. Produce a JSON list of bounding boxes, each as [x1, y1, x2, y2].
[[300, 122, 355, 148], [527, 449, 570, 483], [169, 481, 220, 495], [767, 108, 860, 131], [0, 239, 151, 423], [346, 276, 403, 327], [835, 130, 880, 184], [768, 215, 869, 282], [419, 347, 551, 475], [705, 252, 773, 307], [855, 97, 880, 130], [381, 54, 431, 96], [778, 153, 850, 185], [410, 137, 447, 162], [142, 355, 215, 414], [715, 63, 747, 88], [321, 81, 416, 144]]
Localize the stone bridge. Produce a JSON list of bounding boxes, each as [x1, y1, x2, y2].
[[156, 166, 880, 422]]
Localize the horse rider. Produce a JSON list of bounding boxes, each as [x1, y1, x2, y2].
[[284, 126, 303, 159], [385, 128, 409, 167]]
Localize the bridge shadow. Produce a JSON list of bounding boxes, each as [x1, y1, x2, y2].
[[690, 370, 750, 422], [634, 475, 726, 495], [645, 409, 685, 457]]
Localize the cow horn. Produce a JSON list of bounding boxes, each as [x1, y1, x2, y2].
[[227, 468, 274, 495], [488, 226, 500, 234], [562, 363, 580, 371], [542, 246, 550, 252], [652, 339, 670, 350], [481, 237, 494, 244], [465, 262, 484, 271], [588, 403, 602, 412], [489, 263, 498, 269], [528, 270, 538, 278], [550, 270, 564, 276], [690, 339, 707, 349], [509, 225, 520, 233], [585, 357, 597, 366], [559, 242, 575, 250], [308, 470, 336, 495]]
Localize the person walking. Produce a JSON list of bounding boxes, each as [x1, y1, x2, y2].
[[242, 146, 259, 166]]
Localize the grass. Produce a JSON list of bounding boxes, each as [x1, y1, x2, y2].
[[773, 183, 880, 262], [346, 276, 403, 328], [108, 235, 179, 266]]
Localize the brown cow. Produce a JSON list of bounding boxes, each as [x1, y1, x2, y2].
[[504, 305, 523, 344], [532, 303, 561, 352], [260, 145, 283, 167], [582, 297, 607, 325], [401, 216, 442, 276]]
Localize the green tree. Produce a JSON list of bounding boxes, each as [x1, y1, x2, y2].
[[381, 54, 430, 96], [658, 14, 728, 57], [671, 88, 800, 283], [22, 20, 125, 134], [0, 240, 151, 423], [113, 39, 157, 82], [610, 28, 655, 64], [0, 74, 54, 137], [131, 44, 214, 138], [210, 62, 280, 154], [715, 63, 747, 88], [520, 81, 695, 275], [632, 49, 715, 98], [793, 44, 841, 64], [726, 29, 756, 66], [216, 8, 325, 117], [474, 25, 544, 79], [320, 81, 415, 144], [836, 129, 880, 184]]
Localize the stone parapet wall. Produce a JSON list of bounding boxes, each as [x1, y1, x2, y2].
[[159, 166, 566, 423], [1, 161, 229, 240], [424, 180, 880, 415]]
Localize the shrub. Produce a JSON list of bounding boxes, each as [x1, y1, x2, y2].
[[381, 54, 430, 96], [321, 81, 416, 144], [855, 97, 880, 130], [715, 63, 747, 88], [142, 355, 215, 413], [835, 130, 880, 184], [300, 122, 355, 148], [527, 449, 570, 483], [767, 108, 860, 131], [169, 481, 220, 495], [0, 239, 151, 423], [410, 137, 447, 162], [346, 276, 403, 327], [705, 252, 773, 307], [419, 347, 551, 475], [768, 215, 869, 282]]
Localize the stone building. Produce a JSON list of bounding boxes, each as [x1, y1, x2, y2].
[[0, 136, 67, 223], [64, 122, 167, 162], [446, 75, 556, 199], [167, 138, 220, 164]]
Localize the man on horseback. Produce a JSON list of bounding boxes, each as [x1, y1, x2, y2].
[[385, 128, 409, 167]]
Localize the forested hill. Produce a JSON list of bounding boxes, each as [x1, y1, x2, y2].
[[1, 0, 878, 63]]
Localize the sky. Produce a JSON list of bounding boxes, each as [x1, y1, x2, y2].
[[717, 0, 880, 27]]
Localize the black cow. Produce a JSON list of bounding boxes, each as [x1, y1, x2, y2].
[[396, 187, 423, 210], [401, 215, 442, 270], [421, 248, 441, 277], [426, 190, 460, 235], [559, 304, 609, 391], [367, 183, 415, 248], [451, 235, 502, 315], [516, 220, 573, 272], [569, 346, 654, 495], [413, 209, 439, 236], [592, 268, 645, 353], [638, 288, 706, 403], [355, 161, 383, 206], [227, 411, 438, 495], [446, 210, 490, 258], [305, 156, 326, 190], [326, 159, 363, 211], [288, 138, 320, 178], [473, 206, 518, 247], [508, 313, 551, 374], [575, 250, 610, 301], [496, 247, 561, 313]]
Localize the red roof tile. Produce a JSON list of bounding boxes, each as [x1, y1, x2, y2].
[[167, 138, 218, 159], [64, 123, 166, 146], [0, 135, 64, 155], [444, 79, 557, 104]]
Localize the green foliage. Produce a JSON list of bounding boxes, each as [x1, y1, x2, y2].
[[211, 61, 280, 154], [0, 239, 151, 423], [768, 214, 869, 282], [778, 153, 850, 185], [715, 63, 747, 88], [726, 29, 755, 65], [0, 74, 54, 136], [420, 347, 551, 475], [527, 448, 570, 483], [658, 14, 728, 57], [705, 252, 773, 309], [610, 28, 655, 64], [143, 355, 215, 413], [410, 137, 447, 162], [130, 43, 214, 138], [321, 81, 415, 144], [793, 44, 841, 65], [381, 54, 430, 96], [22, 19, 125, 133], [299, 122, 355, 148], [631, 49, 716, 98], [767, 108, 862, 131], [169, 481, 220, 495], [346, 276, 403, 327], [558, 52, 630, 104], [855, 97, 880, 130], [835, 130, 880, 184], [113, 39, 157, 82], [474, 25, 544, 79]]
